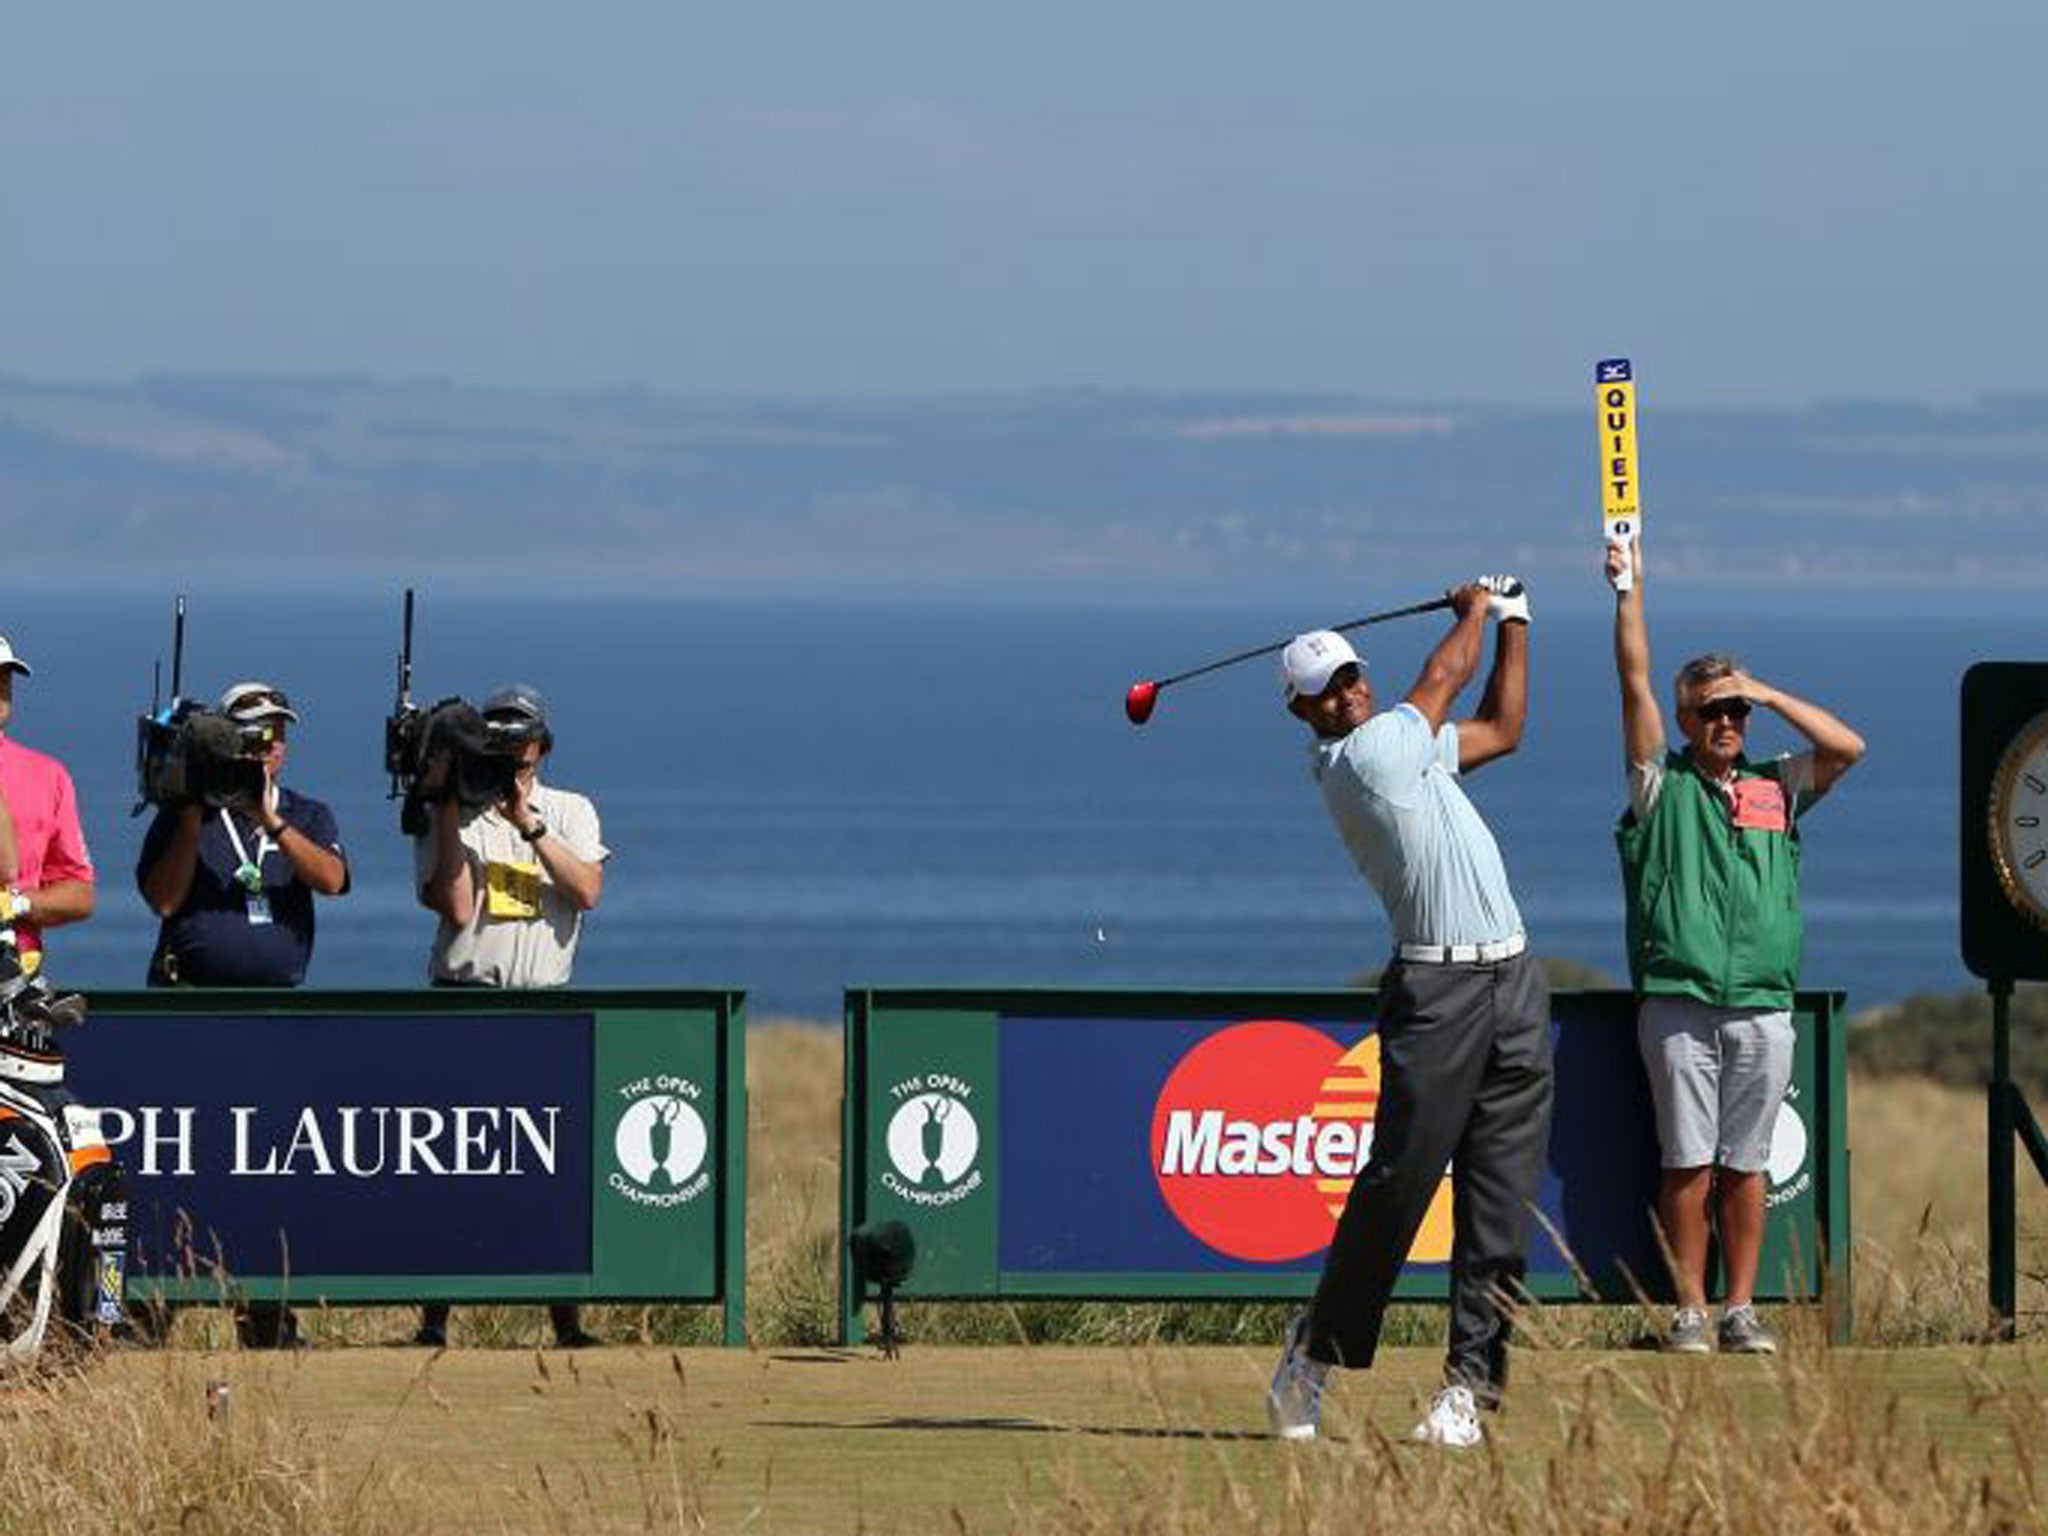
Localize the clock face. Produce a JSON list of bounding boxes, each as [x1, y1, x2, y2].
[[1990, 712, 2048, 930]]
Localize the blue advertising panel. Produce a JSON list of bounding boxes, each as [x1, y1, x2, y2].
[[999, 1013, 1569, 1281], [991, 1003, 1821, 1295], [66, 1011, 592, 1280]]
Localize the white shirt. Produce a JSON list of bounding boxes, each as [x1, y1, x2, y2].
[[415, 782, 608, 987]]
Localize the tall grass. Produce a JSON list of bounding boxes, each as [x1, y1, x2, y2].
[[0, 1354, 401, 1535], [0, 1348, 727, 1534], [1042, 1332, 2048, 1536], [1848, 1071, 2048, 1345], [6, 1332, 2041, 1535]]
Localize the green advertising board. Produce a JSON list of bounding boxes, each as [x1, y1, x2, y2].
[[66, 989, 748, 1343], [841, 987, 1849, 1343]]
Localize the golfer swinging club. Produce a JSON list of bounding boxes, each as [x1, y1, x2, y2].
[[1266, 577, 1553, 1449]]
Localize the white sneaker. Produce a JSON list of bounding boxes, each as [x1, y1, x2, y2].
[[1411, 1384, 1484, 1449], [1265, 1313, 1326, 1441]]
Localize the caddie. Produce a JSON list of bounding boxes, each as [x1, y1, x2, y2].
[[1607, 537, 1864, 1354], [1265, 577, 1553, 1450]]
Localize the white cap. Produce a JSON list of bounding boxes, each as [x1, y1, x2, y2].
[[219, 681, 299, 724], [0, 636, 31, 677], [1279, 630, 1362, 702]]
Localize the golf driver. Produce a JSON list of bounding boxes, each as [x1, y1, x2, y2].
[[1124, 594, 1461, 726]]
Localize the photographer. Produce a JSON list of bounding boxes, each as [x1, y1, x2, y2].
[[411, 682, 606, 1348], [136, 683, 350, 988], [0, 634, 96, 971]]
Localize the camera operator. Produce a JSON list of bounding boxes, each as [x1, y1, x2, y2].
[[411, 682, 607, 1348], [136, 683, 350, 989], [0, 635, 96, 971], [134, 682, 348, 1352]]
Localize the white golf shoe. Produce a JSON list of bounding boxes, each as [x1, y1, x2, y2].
[[1265, 1313, 1327, 1441], [1411, 1384, 1484, 1449]]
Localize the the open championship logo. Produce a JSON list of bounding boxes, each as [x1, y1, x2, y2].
[[1150, 1019, 1453, 1264], [1764, 1085, 1811, 1210], [608, 1075, 711, 1209], [881, 1074, 983, 1208]]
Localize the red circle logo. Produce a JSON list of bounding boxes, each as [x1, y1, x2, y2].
[[1149, 1019, 1452, 1264]]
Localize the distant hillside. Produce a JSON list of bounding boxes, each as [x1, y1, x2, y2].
[[6, 374, 2046, 590], [1850, 986, 2048, 1098]]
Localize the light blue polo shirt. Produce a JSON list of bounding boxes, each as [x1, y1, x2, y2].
[[1310, 702, 1522, 948]]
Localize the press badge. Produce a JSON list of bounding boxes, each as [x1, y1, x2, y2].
[[1730, 778, 1790, 833], [484, 860, 544, 920], [244, 892, 273, 926]]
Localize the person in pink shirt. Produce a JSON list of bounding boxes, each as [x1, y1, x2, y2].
[[0, 635, 96, 971]]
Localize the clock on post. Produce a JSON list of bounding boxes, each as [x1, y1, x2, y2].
[[1960, 661, 2048, 1338], [1962, 663, 2048, 981]]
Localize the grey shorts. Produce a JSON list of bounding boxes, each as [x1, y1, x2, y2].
[[1636, 995, 1795, 1173]]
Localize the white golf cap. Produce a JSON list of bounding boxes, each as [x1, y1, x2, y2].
[[1280, 630, 1362, 702], [0, 636, 31, 677], [219, 681, 299, 725]]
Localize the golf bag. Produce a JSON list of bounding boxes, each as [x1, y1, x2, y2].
[[0, 956, 127, 1363]]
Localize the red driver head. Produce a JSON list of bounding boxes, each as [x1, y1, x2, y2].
[[1124, 681, 1159, 726]]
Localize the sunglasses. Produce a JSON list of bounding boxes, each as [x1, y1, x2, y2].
[[1691, 698, 1752, 724]]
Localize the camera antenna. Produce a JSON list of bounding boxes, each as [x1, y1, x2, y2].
[[397, 588, 414, 710], [169, 595, 187, 701], [133, 594, 190, 819], [387, 588, 419, 803]]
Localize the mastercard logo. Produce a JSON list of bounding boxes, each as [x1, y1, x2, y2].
[[1149, 1019, 1454, 1264]]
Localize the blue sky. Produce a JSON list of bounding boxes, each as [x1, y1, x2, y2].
[[5, 1, 2043, 405]]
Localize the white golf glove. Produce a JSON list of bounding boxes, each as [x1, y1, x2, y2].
[[1476, 574, 1530, 625]]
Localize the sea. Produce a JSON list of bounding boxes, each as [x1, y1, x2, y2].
[[6, 589, 2030, 1021]]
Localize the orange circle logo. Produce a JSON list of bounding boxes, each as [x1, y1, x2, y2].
[[1149, 1019, 1453, 1264]]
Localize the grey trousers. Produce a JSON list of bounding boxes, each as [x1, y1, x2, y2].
[[1305, 949, 1553, 1405]]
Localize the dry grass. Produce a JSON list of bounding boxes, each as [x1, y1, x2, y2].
[[0, 1352, 409, 1535], [2, 1339, 2044, 1534], [1040, 1341, 2048, 1536], [743, 1019, 845, 1347], [1849, 1071, 2048, 1344]]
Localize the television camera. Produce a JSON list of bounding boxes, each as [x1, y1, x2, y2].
[[132, 597, 274, 814], [384, 590, 540, 834]]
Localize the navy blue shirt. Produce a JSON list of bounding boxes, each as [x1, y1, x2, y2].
[[137, 788, 348, 986]]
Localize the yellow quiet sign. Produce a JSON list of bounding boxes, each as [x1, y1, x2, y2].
[[1595, 357, 1640, 590]]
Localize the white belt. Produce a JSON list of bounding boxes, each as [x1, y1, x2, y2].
[[1395, 932, 1526, 966]]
